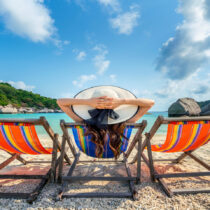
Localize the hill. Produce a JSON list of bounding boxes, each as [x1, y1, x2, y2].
[[0, 83, 59, 109], [197, 100, 210, 108]]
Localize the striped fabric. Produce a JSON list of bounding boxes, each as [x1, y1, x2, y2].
[[69, 125, 134, 158], [151, 120, 210, 153], [0, 122, 52, 155]]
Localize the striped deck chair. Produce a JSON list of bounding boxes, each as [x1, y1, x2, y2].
[[132, 116, 210, 197], [0, 117, 71, 203], [57, 120, 147, 200]]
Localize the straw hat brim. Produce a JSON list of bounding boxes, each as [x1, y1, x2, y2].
[[72, 86, 139, 124]]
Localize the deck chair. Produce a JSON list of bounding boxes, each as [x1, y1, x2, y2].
[[132, 116, 210, 197], [57, 120, 147, 200], [0, 117, 71, 203]]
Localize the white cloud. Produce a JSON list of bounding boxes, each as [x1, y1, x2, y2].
[[72, 74, 96, 88], [7, 81, 35, 91], [153, 70, 210, 110], [76, 51, 86, 61], [93, 45, 110, 74], [53, 39, 70, 55], [54, 39, 70, 48], [109, 74, 116, 82], [110, 4, 140, 35], [132, 69, 210, 111], [97, 0, 120, 12], [0, 0, 56, 42], [156, 0, 210, 80]]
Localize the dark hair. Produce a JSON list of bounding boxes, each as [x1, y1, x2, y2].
[[84, 123, 128, 159]]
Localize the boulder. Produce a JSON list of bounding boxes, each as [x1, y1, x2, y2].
[[18, 107, 35, 113], [168, 98, 201, 117], [47, 109, 55, 113], [37, 108, 55, 113], [200, 102, 210, 116], [54, 109, 63, 113], [0, 104, 18, 114]]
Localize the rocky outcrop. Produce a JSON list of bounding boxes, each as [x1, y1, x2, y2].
[[37, 108, 55, 113], [0, 104, 62, 114], [168, 98, 210, 117], [0, 104, 18, 114], [18, 107, 35, 113], [54, 109, 63, 113]]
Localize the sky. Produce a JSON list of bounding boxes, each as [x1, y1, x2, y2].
[[0, 0, 210, 111]]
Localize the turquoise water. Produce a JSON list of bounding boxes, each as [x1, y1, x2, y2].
[[0, 112, 168, 136]]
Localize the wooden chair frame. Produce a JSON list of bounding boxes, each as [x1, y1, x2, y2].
[[57, 120, 147, 200], [0, 117, 71, 203], [132, 116, 210, 197]]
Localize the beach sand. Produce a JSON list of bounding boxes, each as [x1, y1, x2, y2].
[[0, 134, 209, 209]]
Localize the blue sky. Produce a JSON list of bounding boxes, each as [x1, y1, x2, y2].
[[0, 0, 210, 111]]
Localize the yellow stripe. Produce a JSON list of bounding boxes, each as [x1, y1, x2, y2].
[[24, 126, 43, 154], [4, 126, 25, 153], [0, 145, 5, 151], [78, 127, 86, 153], [159, 124, 179, 152], [182, 124, 199, 150]]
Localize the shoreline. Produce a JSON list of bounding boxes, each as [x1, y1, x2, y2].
[[0, 104, 167, 115], [0, 104, 62, 114]]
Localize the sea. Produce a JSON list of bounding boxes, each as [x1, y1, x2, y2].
[[0, 112, 168, 137]]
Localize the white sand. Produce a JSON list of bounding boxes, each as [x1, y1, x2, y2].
[[0, 134, 209, 209]]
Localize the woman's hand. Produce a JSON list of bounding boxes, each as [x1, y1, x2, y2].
[[87, 97, 123, 109], [101, 97, 123, 109], [86, 96, 107, 109]]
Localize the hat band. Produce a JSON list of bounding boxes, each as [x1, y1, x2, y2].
[[85, 109, 119, 129]]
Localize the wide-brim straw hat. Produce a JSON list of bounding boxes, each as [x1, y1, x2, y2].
[[72, 85, 139, 124]]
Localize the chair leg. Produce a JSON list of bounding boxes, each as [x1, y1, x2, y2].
[[173, 150, 210, 170], [151, 149, 210, 197], [0, 154, 18, 170], [57, 152, 136, 201], [57, 152, 80, 201], [157, 177, 173, 197], [146, 135, 155, 182], [136, 135, 142, 184], [6, 152, 27, 165], [27, 168, 52, 204], [51, 134, 58, 183], [0, 161, 52, 203], [124, 157, 137, 200], [187, 152, 210, 170], [57, 136, 68, 183], [173, 152, 190, 163]]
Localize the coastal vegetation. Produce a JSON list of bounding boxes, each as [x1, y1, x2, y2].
[[0, 83, 59, 109], [198, 100, 210, 108]]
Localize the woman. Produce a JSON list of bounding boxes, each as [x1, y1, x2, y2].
[[57, 86, 154, 158]]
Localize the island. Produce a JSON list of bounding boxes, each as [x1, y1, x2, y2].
[[0, 82, 61, 113]]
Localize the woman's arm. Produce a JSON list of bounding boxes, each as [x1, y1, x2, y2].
[[100, 98, 155, 109], [57, 97, 109, 122], [121, 98, 155, 122], [57, 99, 83, 122], [100, 97, 155, 123]]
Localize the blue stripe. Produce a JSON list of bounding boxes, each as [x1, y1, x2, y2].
[[20, 126, 41, 154], [71, 126, 133, 158], [184, 124, 202, 151], [166, 125, 182, 151]]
